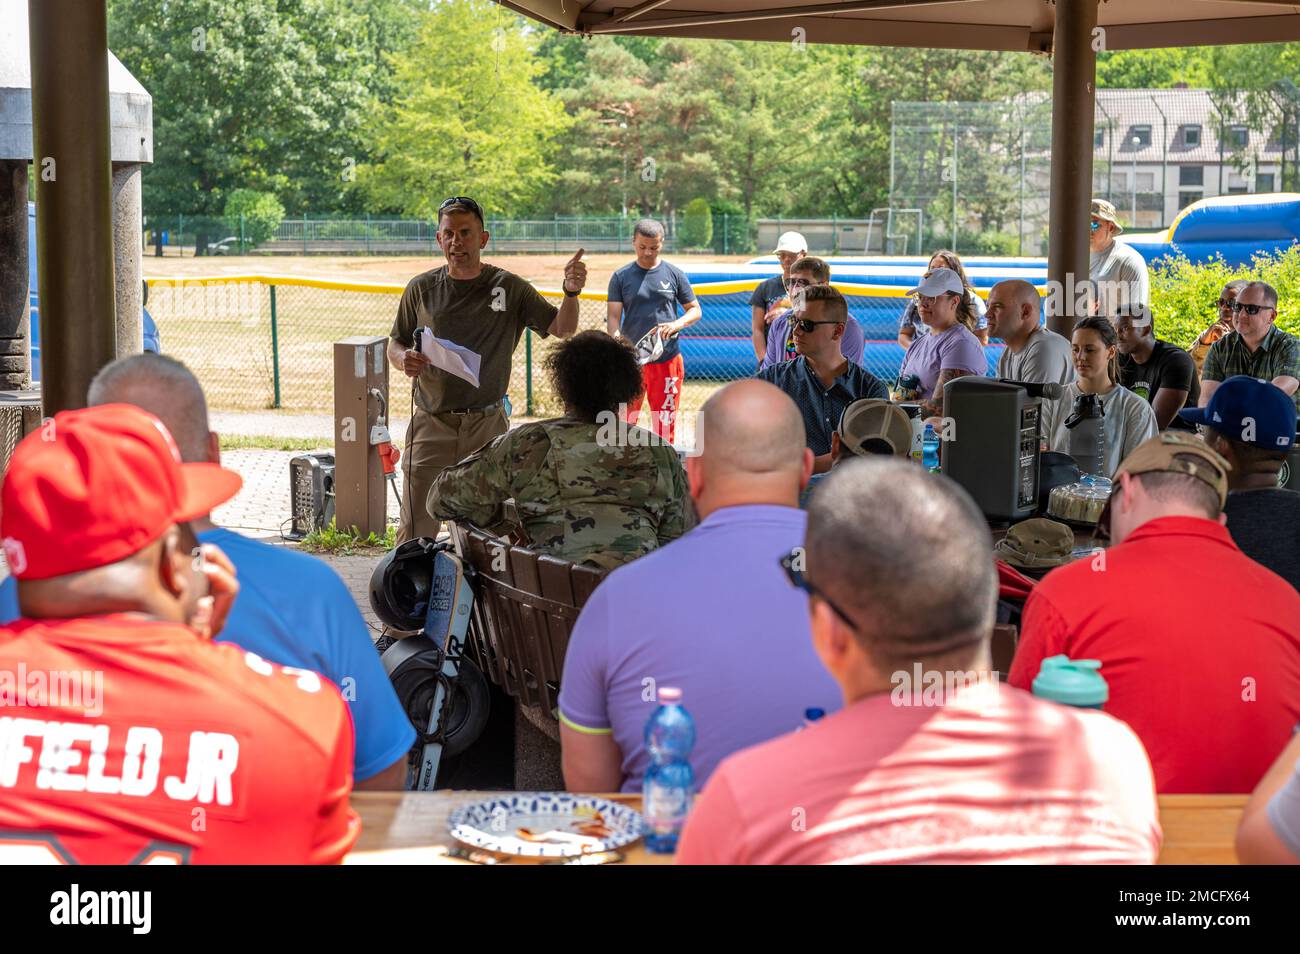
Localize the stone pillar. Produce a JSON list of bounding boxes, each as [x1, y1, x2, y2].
[[112, 161, 143, 358], [0, 160, 29, 389]]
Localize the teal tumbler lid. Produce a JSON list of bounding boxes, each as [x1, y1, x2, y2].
[[1031, 654, 1109, 708]]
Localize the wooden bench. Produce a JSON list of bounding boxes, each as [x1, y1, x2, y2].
[[448, 521, 608, 721]]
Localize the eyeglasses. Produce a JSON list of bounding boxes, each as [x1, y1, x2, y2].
[[915, 293, 956, 307], [438, 196, 485, 222], [788, 277, 815, 288], [1229, 301, 1274, 316], [1089, 220, 1102, 232], [793, 318, 843, 333], [780, 549, 857, 629], [1216, 298, 1235, 310]]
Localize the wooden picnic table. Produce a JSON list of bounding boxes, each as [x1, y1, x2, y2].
[[345, 791, 1247, 865]]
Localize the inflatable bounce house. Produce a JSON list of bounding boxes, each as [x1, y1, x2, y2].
[[680, 193, 1300, 383]]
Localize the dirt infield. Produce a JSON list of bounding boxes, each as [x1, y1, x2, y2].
[[144, 251, 753, 288]]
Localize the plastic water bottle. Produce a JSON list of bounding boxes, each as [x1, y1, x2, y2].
[[1031, 655, 1109, 710], [922, 423, 941, 472], [642, 687, 696, 854], [799, 707, 826, 730]]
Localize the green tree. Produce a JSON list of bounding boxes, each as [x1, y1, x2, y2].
[[357, 2, 570, 218], [224, 189, 286, 247], [1096, 48, 1212, 89], [108, 0, 403, 246], [680, 197, 714, 247]]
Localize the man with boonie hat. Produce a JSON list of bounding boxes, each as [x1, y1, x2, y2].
[[1181, 374, 1300, 591], [0, 404, 360, 863], [993, 517, 1075, 573], [1088, 197, 1149, 317], [1009, 430, 1300, 793]]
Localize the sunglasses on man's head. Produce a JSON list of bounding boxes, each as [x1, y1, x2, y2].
[[780, 549, 857, 629], [1230, 301, 1274, 316], [439, 196, 484, 220]]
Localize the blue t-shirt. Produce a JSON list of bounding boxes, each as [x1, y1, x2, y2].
[[607, 260, 695, 365], [0, 527, 415, 782]]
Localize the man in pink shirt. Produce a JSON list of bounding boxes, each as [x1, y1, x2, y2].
[[676, 458, 1161, 865]]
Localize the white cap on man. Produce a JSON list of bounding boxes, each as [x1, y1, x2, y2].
[[774, 231, 808, 255], [908, 267, 965, 297]]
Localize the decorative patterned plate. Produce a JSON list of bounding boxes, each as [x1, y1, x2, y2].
[[448, 793, 647, 858]]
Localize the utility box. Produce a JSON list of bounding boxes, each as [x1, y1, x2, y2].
[[333, 336, 388, 538]]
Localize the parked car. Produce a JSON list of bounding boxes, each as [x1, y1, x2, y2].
[[28, 202, 160, 383], [206, 236, 241, 255]]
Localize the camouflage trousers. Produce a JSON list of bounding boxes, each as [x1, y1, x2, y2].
[[397, 403, 508, 545]]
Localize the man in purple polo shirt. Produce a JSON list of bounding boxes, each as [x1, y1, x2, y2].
[[558, 379, 842, 793]]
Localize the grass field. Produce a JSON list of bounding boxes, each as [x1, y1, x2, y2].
[[143, 253, 750, 426]]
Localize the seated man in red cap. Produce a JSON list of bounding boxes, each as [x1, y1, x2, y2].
[[0, 405, 359, 864]]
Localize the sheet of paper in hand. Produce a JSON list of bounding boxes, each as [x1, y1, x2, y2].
[[420, 328, 482, 387]]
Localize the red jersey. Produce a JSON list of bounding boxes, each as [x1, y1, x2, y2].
[[0, 614, 359, 864], [1009, 516, 1300, 794]]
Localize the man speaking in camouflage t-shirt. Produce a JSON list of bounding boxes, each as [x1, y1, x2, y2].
[[387, 197, 586, 543]]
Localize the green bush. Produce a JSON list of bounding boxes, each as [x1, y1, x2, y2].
[[224, 189, 286, 247], [679, 197, 714, 249], [709, 200, 753, 255], [959, 229, 1019, 257], [1149, 244, 1300, 348]]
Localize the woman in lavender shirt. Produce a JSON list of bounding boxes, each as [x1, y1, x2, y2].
[[897, 267, 987, 417]]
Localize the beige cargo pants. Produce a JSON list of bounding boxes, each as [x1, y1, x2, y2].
[[396, 404, 509, 544]]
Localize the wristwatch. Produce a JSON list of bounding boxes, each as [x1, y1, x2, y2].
[[563, 286, 580, 298]]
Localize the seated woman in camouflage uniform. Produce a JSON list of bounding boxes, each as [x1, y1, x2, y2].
[[427, 331, 693, 570]]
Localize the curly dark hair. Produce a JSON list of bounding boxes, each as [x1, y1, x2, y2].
[[545, 330, 645, 423]]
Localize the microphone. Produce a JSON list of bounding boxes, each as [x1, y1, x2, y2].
[[997, 378, 1064, 400]]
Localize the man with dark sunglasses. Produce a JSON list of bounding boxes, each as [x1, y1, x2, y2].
[[758, 256, 865, 371], [1188, 279, 1248, 374], [755, 285, 887, 473], [387, 196, 586, 543], [1199, 280, 1300, 412], [677, 458, 1159, 865], [1088, 198, 1148, 318]]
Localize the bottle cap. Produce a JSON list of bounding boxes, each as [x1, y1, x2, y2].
[[1031, 655, 1108, 708], [657, 686, 683, 704]]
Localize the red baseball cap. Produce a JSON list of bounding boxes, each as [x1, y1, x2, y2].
[[0, 403, 242, 580]]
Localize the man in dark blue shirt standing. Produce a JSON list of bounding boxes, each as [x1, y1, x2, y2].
[[607, 219, 701, 444], [756, 284, 888, 473]]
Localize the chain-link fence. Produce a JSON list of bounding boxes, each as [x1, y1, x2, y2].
[[890, 89, 1300, 258], [144, 211, 760, 257], [142, 274, 969, 430]]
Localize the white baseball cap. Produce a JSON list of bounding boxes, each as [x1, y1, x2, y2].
[[907, 267, 965, 297], [774, 231, 807, 254]]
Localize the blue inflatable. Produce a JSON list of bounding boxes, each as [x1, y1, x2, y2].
[[1122, 192, 1300, 267]]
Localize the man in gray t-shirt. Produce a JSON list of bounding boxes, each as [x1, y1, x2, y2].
[[1088, 199, 1149, 317], [987, 279, 1075, 386]]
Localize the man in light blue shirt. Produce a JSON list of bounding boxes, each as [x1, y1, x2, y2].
[[558, 379, 842, 794], [0, 353, 414, 787]]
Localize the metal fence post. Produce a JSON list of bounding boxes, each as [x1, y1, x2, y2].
[[178, 213, 184, 256], [269, 283, 282, 409], [239, 213, 246, 255], [525, 329, 533, 416], [303, 216, 308, 255], [366, 213, 371, 255]]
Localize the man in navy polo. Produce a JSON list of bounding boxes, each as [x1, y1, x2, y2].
[[607, 219, 701, 444], [755, 284, 888, 473], [1181, 374, 1300, 592]]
